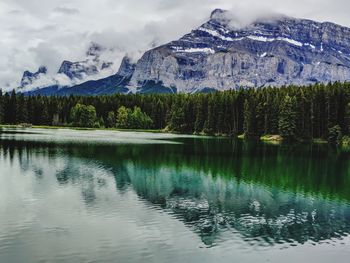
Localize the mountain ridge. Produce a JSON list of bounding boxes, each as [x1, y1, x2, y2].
[[19, 9, 350, 95], [128, 9, 350, 93], [18, 42, 116, 92]]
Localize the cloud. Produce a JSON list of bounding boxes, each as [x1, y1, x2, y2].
[[53, 6, 79, 15], [0, 0, 350, 90]]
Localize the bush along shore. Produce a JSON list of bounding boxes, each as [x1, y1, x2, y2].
[[1, 82, 350, 146]]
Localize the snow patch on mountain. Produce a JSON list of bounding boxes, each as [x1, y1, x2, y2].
[[172, 46, 216, 54], [197, 27, 235, 41], [197, 25, 319, 49]]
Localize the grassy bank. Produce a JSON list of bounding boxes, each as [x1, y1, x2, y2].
[[0, 124, 163, 133], [260, 135, 284, 142], [261, 135, 330, 145], [237, 133, 331, 145]]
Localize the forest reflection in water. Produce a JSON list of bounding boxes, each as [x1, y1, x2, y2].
[[1, 129, 350, 262]]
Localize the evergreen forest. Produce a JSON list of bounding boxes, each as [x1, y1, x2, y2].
[[1, 82, 350, 144]]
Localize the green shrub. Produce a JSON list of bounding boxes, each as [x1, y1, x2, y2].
[[328, 125, 342, 145]]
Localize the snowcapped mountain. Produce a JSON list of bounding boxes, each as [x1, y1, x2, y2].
[[20, 66, 48, 88], [24, 55, 136, 96], [18, 42, 116, 92], [129, 9, 350, 93], [20, 9, 350, 95], [57, 42, 114, 80]]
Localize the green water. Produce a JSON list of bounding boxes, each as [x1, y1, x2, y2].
[[0, 128, 350, 262]]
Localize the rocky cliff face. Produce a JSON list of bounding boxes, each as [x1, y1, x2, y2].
[[117, 56, 136, 77], [129, 9, 350, 92]]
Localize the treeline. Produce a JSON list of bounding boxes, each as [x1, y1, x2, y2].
[[69, 103, 153, 129], [1, 82, 350, 142]]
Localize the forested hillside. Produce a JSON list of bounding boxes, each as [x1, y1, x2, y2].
[[1, 82, 350, 143]]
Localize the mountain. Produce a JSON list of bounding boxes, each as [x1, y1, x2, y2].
[[20, 66, 47, 88], [130, 9, 350, 93], [24, 55, 135, 96], [24, 75, 129, 96], [18, 42, 116, 92], [19, 9, 350, 95], [56, 42, 113, 81]]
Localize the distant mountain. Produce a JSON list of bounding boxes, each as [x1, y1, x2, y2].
[[18, 42, 116, 93], [19, 9, 350, 95], [56, 42, 113, 81], [24, 55, 135, 96], [24, 75, 129, 96], [20, 66, 47, 88]]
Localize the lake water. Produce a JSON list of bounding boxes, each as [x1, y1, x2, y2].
[[1, 128, 350, 263]]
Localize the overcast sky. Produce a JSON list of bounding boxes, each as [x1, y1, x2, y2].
[[1, 0, 349, 89]]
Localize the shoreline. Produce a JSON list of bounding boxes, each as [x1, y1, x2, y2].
[[0, 124, 164, 133], [0, 124, 331, 145]]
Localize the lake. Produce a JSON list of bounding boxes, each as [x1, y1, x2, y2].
[[1, 128, 350, 263]]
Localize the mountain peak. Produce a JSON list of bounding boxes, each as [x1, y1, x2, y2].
[[20, 66, 48, 88], [38, 66, 48, 74], [58, 60, 99, 80], [58, 60, 73, 77], [210, 8, 227, 19], [117, 56, 136, 77], [86, 42, 105, 57]]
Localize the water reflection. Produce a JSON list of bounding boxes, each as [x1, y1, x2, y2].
[[1, 133, 350, 252]]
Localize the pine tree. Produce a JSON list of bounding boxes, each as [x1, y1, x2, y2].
[[16, 94, 28, 124], [0, 89, 3, 124], [203, 95, 216, 135], [170, 98, 185, 132], [154, 99, 165, 129], [278, 95, 297, 140], [4, 90, 17, 124], [345, 102, 350, 134], [243, 98, 257, 138], [194, 97, 205, 134], [183, 98, 195, 133]]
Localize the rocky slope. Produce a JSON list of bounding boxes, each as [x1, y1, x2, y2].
[[129, 9, 350, 93]]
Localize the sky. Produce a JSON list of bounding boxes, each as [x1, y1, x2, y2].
[[0, 0, 350, 90]]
